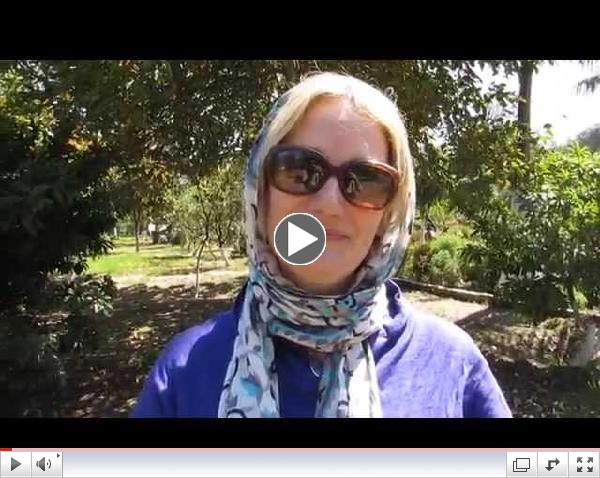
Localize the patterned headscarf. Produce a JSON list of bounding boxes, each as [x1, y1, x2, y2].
[[217, 87, 414, 417]]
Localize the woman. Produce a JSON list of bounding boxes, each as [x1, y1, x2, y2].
[[131, 72, 511, 418]]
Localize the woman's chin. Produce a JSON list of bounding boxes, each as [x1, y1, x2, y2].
[[316, 247, 357, 269], [278, 245, 363, 294]]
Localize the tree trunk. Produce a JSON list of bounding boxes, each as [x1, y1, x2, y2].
[[518, 62, 534, 162], [195, 239, 208, 299], [220, 246, 231, 267], [566, 281, 600, 366], [570, 322, 600, 367], [133, 210, 140, 253]]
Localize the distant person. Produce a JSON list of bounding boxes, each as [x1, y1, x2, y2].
[[131, 72, 511, 417]]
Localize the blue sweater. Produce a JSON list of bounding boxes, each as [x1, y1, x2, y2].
[[131, 280, 512, 418]]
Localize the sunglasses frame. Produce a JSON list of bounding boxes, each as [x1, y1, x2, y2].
[[264, 145, 400, 210]]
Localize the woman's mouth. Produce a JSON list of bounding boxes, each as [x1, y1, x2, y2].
[[326, 230, 349, 241]]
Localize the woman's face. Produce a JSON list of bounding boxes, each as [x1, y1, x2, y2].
[[264, 96, 391, 295]]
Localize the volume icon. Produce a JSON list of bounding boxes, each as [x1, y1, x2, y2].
[[36, 457, 51, 471]]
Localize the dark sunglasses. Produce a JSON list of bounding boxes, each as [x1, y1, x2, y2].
[[264, 145, 400, 210]]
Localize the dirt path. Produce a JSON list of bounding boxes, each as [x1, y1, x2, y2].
[[401, 290, 489, 323], [113, 273, 488, 324], [59, 269, 248, 417]]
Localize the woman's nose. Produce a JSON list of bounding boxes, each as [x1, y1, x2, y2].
[[311, 176, 345, 213]]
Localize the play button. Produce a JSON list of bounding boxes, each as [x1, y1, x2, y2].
[[1, 452, 31, 476], [273, 213, 326, 265], [287, 222, 318, 256]]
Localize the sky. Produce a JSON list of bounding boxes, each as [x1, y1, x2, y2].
[[479, 60, 600, 145]]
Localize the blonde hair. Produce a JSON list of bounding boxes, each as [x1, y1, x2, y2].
[[255, 72, 416, 234]]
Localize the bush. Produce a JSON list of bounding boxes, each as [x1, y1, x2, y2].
[[169, 229, 183, 246], [0, 104, 116, 309], [460, 241, 501, 292], [429, 250, 462, 287], [463, 143, 600, 312], [0, 317, 66, 417], [397, 239, 415, 278], [410, 241, 432, 282], [430, 232, 466, 256], [495, 277, 567, 321], [495, 277, 589, 321], [0, 273, 116, 416], [59, 274, 117, 352], [401, 232, 470, 287], [585, 285, 600, 309], [574, 289, 589, 311], [428, 199, 459, 232], [429, 232, 468, 287]]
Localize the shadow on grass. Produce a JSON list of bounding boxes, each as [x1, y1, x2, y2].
[[57, 275, 247, 417], [148, 254, 192, 260], [150, 265, 226, 277]]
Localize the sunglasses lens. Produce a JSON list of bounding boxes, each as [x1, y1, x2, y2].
[[266, 146, 398, 210], [343, 163, 396, 209], [268, 147, 327, 194]]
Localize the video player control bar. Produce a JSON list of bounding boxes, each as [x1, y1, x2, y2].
[[1, 450, 598, 477]]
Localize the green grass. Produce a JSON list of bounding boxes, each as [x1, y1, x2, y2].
[[87, 236, 247, 277]]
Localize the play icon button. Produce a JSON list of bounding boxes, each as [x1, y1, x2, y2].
[[1, 452, 31, 476], [273, 213, 326, 265], [287, 221, 318, 256]]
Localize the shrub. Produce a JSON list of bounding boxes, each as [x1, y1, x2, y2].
[[0, 273, 116, 416], [429, 249, 462, 287], [402, 232, 470, 287], [59, 274, 117, 352]]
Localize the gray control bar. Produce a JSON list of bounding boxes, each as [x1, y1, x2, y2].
[[3, 450, 598, 478]]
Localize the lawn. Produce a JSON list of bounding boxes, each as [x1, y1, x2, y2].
[[87, 236, 248, 277]]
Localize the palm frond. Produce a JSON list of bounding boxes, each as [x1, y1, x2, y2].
[[577, 74, 600, 94]]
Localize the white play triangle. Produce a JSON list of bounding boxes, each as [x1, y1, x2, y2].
[[288, 221, 318, 257]]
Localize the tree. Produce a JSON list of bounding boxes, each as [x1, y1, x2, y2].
[[3, 60, 272, 231], [170, 182, 213, 297], [577, 74, 600, 94], [517, 62, 535, 161], [463, 142, 600, 363], [483, 60, 551, 161], [168, 159, 244, 297], [208, 160, 245, 266], [107, 155, 176, 251], [7, 59, 527, 236], [576, 60, 600, 94], [577, 124, 600, 152], [0, 67, 116, 307]]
